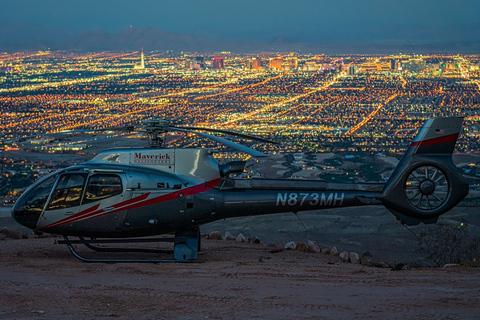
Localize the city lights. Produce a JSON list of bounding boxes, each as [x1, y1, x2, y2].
[[1, 51, 479, 205]]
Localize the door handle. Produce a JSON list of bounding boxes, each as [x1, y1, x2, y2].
[[104, 207, 114, 211], [65, 212, 74, 215]]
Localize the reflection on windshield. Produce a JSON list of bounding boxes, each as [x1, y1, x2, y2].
[[47, 174, 87, 211], [12, 174, 58, 229]]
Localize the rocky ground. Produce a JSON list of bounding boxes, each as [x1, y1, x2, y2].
[[2, 203, 480, 320], [0, 233, 479, 320]]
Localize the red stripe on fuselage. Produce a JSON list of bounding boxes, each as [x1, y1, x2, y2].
[[36, 204, 101, 231], [36, 178, 221, 232], [35, 193, 150, 231], [112, 192, 149, 208], [62, 192, 152, 224], [410, 133, 458, 147], [121, 178, 221, 213]]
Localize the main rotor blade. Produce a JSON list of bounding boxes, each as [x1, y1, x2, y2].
[[178, 126, 277, 144], [172, 128, 268, 157], [5, 125, 135, 142]]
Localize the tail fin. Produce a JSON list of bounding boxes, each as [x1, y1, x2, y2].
[[381, 117, 469, 225]]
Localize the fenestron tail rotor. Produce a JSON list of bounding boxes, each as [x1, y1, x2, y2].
[[382, 117, 469, 226], [405, 165, 449, 210]]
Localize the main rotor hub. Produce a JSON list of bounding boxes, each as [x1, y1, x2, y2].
[[145, 119, 170, 148]]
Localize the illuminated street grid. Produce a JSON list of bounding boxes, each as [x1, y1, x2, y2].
[[0, 51, 479, 156]]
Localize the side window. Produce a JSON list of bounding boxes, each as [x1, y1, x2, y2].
[[47, 173, 87, 210], [83, 174, 123, 204]]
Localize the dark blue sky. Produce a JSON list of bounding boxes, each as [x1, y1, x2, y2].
[[2, 0, 479, 43]]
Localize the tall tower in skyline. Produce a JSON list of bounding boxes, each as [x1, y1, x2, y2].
[[134, 48, 145, 70]]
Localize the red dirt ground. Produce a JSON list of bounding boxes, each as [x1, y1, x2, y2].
[[1, 236, 479, 319]]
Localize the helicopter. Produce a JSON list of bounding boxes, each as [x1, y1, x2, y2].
[[11, 117, 469, 262]]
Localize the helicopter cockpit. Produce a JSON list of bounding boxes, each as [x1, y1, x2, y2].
[[12, 169, 124, 231]]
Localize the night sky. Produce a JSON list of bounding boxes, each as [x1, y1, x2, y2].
[[2, 0, 479, 44]]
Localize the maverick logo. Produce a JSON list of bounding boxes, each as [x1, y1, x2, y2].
[[133, 152, 172, 165]]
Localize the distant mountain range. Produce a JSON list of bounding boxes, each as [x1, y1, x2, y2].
[[1, 22, 479, 54]]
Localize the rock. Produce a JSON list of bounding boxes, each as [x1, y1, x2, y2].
[[349, 252, 360, 264], [0, 228, 23, 239], [296, 242, 306, 252], [443, 263, 459, 268], [391, 263, 407, 271], [224, 231, 235, 241], [306, 240, 321, 253], [321, 248, 330, 254], [208, 231, 222, 240], [248, 237, 261, 244], [236, 233, 246, 242], [330, 246, 339, 256], [360, 251, 373, 266], [339, 251, 349, 262], [284, 241, 296, 250], [270, 247, 284, 253]]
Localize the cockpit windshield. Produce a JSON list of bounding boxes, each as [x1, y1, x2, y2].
[[12, 172, 59, 229]]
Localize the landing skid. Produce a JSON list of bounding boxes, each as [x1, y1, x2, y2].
[[58, 229, 201, 263]]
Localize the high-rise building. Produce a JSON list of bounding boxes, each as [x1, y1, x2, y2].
[[360, 62, 377, 72], [252, 57, 261, 69], [185, 57, 205, 70], [195, 57, 205, 69], [269, 57, 283, 70], [348, 65, 356, 75], [285, 57, 298, 69], [390, 59, 396, 70], [403, 59, 426, 72], [445, 62, 456, 70], [303, 61, 317, 71], [378, 62, 391, 71], [212, 57, 225, 69]]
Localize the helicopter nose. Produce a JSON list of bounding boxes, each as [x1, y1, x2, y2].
[[12, 198, 42, 230], [11, 173, 58, 230]]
